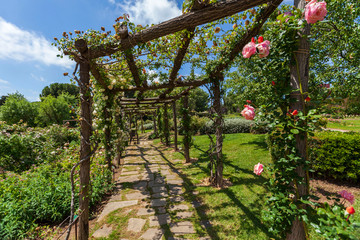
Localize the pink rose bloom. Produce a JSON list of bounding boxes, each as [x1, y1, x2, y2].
[[305, 0, 327, 24], [241, 105, 255, 120], [256, 40, 271, 58], [339, 190, 355, 205], [254, 163, 264, 176], [242, 42, 257, 58]]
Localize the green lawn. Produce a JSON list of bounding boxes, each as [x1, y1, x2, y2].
[[154, 133, 360, 239], [326, 118, 360, 132]]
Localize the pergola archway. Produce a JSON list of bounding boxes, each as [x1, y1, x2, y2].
[[61, 0, 283, 239]]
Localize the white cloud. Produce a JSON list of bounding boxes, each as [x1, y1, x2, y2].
[[0, 17, 73, 69], [30, 73, 46, 82], [111, 0, 182, 25], [0, 78, 9, 84]]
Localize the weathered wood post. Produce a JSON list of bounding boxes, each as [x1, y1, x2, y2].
[[182, 94, 191, 163], [75, 39, 92, 240], [212, 76, 223, 188], [286, 0, 310, 239], [135, 115, 139, 144], [172, 101, 178, 151], [104, 92, 112, 172], [141, 113, 144, 133], [153, 110, 157, 136], [164, 103, 170, 146]]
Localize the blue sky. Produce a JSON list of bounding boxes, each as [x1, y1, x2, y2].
[[0, 0, 292, 102]]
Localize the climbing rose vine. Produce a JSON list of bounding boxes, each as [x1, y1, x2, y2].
[[242, 38, 257, 58], [305, 0, 327, 24], [242, 36, 271, 58]]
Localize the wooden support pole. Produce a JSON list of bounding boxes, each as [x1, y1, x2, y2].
[[212, 77, 223, 188], [141, 113, 144, 133], [153, 111, 157, 136], [182, 94, 191, 163], [164, 103, 170, 146], [135, 116, 139, 144], [172, 101, 178, 151], [157, 107, 162, 139], [76, 39, 91, 240], [287, 0, 310, 239], [104, 95, 112, 173]]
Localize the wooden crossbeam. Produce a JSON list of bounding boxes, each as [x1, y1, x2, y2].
[[159, 27, 195, 98], [80, 0, 271, 59], [120, 100, 173, 106], [113, 79, 207, 92]]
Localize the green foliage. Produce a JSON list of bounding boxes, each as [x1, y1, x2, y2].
[[0, 147, 112, 240], [0, 93, 38, 126], [0, 123, 78, 173], [309, 131, 360, 182], [37, 93, 76, 126], [40, 83, 79, 99], [190, 115, 208, 134], [143, 122, 153, 130], [189, 88, 209, 112]]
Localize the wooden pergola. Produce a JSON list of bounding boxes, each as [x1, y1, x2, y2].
[[64, 0, 283, 239]]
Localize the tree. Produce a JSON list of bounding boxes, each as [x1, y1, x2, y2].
[[0, 93, 37, 126], [40, 83, 79, 99], [0, 95, 8, 106], [189, 87, 209, 112], [36, 93, 76, 126]]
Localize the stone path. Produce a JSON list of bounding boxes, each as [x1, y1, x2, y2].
[[90, 137, 211, 240]]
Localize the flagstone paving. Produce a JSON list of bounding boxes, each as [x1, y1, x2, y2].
[[90, 137, 212, 240]]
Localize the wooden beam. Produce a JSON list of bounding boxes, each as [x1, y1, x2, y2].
[[113, 79, 208, 92], [160, 28, 195, 98], [120, 100, 174, 106], [82, 0, 271, 59]]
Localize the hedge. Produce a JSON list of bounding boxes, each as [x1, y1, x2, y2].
[[309, 131, 360, 182], [200, 118, 253, 135]]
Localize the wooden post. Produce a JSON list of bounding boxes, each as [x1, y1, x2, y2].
[[135, 116, 139, 144], [212, 77, 223, 188], [172, 101, 178, 151], [164, 103, 170, 146], [75, 39, 91, 240], [141, 113, 144, 133], [104, 94, 112, 172], [153, 110, 157, 136], [286, 0, 310, 239], [115, 112, 124, 166], [182, 94, 190, 162]]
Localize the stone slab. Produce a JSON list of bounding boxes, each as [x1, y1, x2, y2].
[[118, 175, 139, 183], [92, 225, 113, 238], [126, 191, 150, 200], [176, 211, 193, 219], [152, 192, 168, 199], [140, 228, 164, 240], [133, 181, 147, 190], [169, 196, 185, 203], [148, 214, 171, 227], [127, 218, 146, 232], [167, 179, 184, 185], [151, 199, 167, 207], [137, 208, 155, 216], [152, 186, 166, 193], [109, 194, 122, 202], [169, 204, 189, 211], [97, 200, 138, 222], [170, 221, 196, 234], [121, 171, 139, 175]]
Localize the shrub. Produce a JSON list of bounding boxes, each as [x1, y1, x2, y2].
[[143, 123, 153, 130], [309, 131, 360, 182], [0, 93, 38, 126], [190, 115, 208, 134], [0, 147, 112, 239], [200, 118, 253, 135]]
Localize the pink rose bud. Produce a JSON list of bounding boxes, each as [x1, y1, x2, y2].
[[256, 40, 271, 58], [254, 163, 264, 176], [246, 100, 252, 104], [346, 206, 355, 215], [305, 0, 327, 24], [242, 41, 257, 58], [258, 36, 264, 43], [241, 105, 255, 120]]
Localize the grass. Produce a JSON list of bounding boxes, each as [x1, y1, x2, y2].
[[154, 133, 360, 239], [157, 133, 273, 239], [326, 117, 360, 132]]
